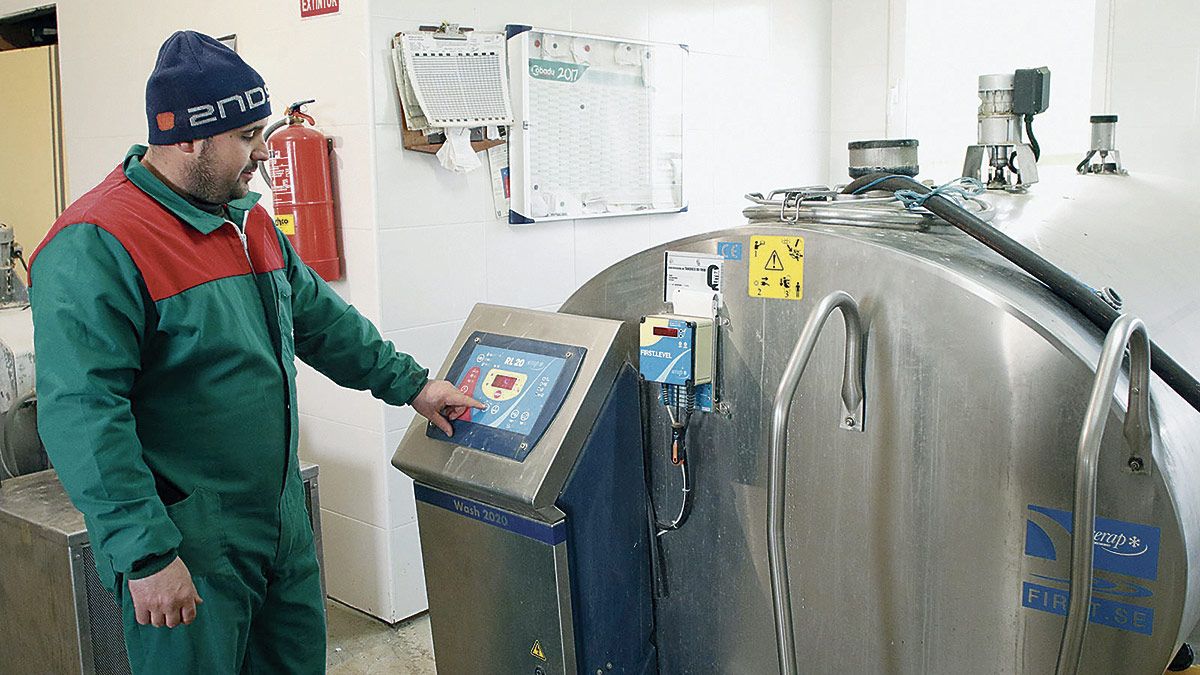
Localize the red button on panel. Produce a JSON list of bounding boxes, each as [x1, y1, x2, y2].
[[456, 367, 482, 422]]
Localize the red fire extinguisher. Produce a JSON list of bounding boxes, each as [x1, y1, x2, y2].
[[261, 100, 342, 281]]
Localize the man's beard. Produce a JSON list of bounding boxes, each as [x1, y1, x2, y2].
[[186, 142, 253, 204]]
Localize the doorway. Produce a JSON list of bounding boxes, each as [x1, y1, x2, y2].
[[0, 5, 65, 268]]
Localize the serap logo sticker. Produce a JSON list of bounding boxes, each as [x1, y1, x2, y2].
[[1022, 504, 1161, 636], [1094, 529, 1151, 557], [1025, 504, 1160, 580]]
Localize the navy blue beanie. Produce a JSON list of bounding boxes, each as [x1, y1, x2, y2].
[[146, 31, 271, 144]]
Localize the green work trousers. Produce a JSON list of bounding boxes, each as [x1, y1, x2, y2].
[[116, 481, 325, 674]]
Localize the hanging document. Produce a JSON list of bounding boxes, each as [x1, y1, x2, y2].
[[392, 29, 513, 130]]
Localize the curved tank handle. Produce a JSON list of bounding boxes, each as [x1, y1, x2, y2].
[[768, 290, 866, 675], [1056, 313, 1151, 674]]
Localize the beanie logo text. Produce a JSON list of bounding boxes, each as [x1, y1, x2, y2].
[[156, 112, 176, 131], [186, 86, 270, 129]]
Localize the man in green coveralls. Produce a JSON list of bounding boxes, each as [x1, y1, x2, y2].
[[29, 31, 484, 673]]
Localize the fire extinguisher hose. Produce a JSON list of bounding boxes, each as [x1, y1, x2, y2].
[[256, 118, 289, 185], [256, 100, 318, 185]]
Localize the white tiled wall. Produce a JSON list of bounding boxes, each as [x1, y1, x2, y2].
[[825, 2, 1192, 182], [366, 0, 833, 622], [13, 0, 833, 623], [19, 0, 1193, 627], [828, 0, 891, 179], [901, 0, 1097, 180], [377, 223, 487, 332], [320, 509, 395, 616], [829, 0, 1098, 183], [1094, 0, 1200, 176], [18, 0, 408, 619]]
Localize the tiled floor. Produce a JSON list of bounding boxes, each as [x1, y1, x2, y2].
[[326, 600, 436, 674], [324, 600, 1200, 674]]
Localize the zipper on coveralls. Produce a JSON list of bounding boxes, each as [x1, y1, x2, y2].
[[227, 215, 294, 507], [229, 220, 253, 271]]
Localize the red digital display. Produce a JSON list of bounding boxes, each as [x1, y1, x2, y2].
[[653, 326, 680, 338], [492, 375, 518, 390]]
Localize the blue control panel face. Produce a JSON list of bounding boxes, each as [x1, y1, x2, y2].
[[639, 317, 694, 385], [426, 332, 585, 461], [459, 345, 566, 433]]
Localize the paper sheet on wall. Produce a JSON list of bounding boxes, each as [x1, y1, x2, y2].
[[488, 143, 510, 220], [390, 35, 430, 131], [506, 29, 686, 223], [394, 31, 513, 129]]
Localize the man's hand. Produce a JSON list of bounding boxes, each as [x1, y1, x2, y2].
[[411, 380, 486, 436], [127, 557, 203, 628]]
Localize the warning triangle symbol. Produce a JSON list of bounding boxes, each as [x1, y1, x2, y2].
[[764, 250, 786, 271], [531, 640, 547, 661]]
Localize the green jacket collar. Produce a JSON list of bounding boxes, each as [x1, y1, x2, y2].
[[123, 145, 261, 235]]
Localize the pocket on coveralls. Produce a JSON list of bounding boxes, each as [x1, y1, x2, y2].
[[164, 488, 229, 576]]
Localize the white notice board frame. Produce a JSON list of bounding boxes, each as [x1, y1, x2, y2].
[[505, 25, 687, 225]]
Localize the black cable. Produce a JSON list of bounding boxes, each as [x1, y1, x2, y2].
[[638, 380, 670, 599], [1076, 150, 1097, 174], [844, 173, 1200, 416], [1025, 114, 1041, 161], [1008, 151, 1021, 186], [659, 425, 695, 531], [644, 384, 696, 534], [658, 430, 693, 530], [635, 385, 667, 675]]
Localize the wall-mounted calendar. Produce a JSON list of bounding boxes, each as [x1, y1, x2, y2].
[[506, 26, 687, 224]]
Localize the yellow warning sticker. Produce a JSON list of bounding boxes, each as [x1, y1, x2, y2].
[[531, 640, 547, 661], [274, 214, 295, 235], [749, 235, 804, 299]]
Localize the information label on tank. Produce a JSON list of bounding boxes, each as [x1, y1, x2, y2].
[[748, 235, 803, 300], [1021, 504, 1161, 636], [664, 251, 722, 302], [717, 241, 743, 260]]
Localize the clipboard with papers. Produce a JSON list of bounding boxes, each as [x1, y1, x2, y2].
[[391, 24, 513, 132]]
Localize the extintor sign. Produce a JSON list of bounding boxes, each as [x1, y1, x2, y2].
[[300, 0, 339, 18]]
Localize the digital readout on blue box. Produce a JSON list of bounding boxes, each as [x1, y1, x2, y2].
[[456, 345, 566, 435]]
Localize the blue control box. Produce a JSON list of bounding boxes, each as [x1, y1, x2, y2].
[[638, 314, 713, 386]]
